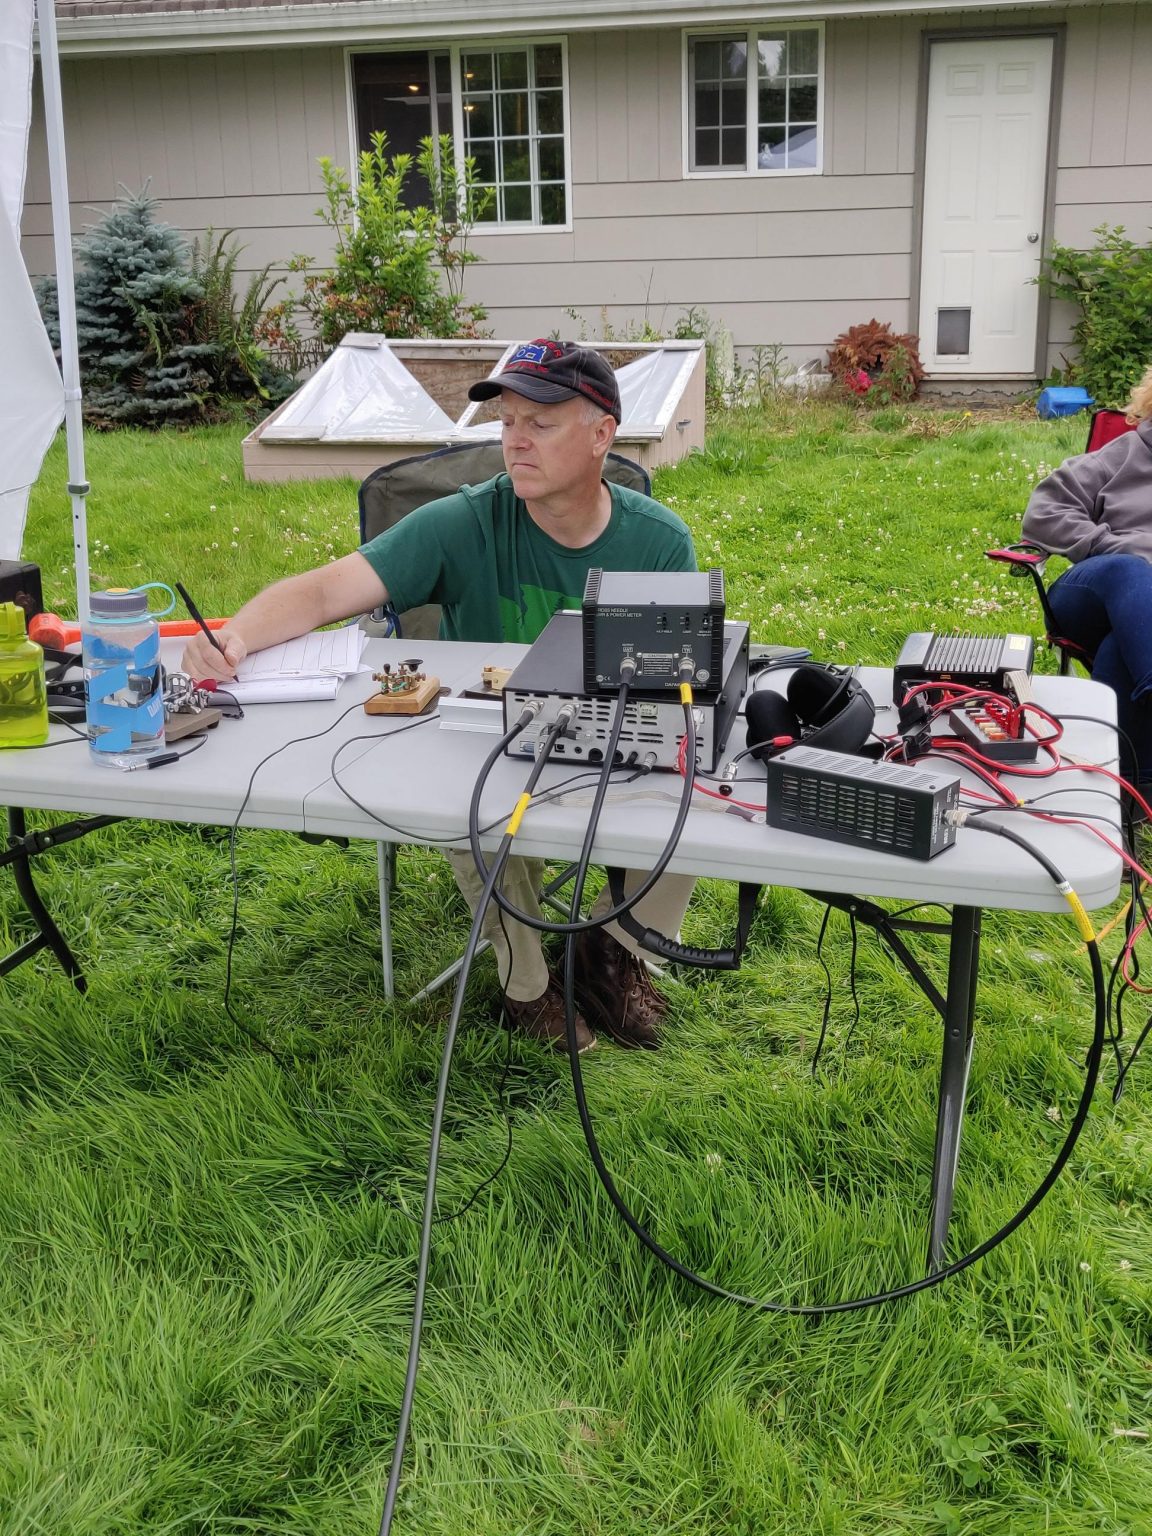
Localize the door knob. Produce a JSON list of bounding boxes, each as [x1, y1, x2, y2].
[[1027, 232, 1040, 243]]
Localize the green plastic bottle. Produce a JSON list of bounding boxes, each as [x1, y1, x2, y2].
[[0, 601, 49, 748]]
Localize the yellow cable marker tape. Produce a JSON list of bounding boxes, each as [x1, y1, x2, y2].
[[680, 683, 693, 706], [1064, 887, 1096, 944], [505, 792, 532, 837]]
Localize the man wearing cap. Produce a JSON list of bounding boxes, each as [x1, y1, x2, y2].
[[182, 341, 697, 1054]]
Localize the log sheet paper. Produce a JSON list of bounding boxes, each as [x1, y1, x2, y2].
[[227, 628, 370, 703]]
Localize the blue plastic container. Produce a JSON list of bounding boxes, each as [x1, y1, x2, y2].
[[82, 585, 172, 768], [1036, 386, 1094, 419]]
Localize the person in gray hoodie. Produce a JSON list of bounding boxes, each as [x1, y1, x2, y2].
[[1022, 364, 1152, 789]]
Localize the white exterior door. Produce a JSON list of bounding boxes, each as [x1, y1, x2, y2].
[[918, 36, 1054, 376]]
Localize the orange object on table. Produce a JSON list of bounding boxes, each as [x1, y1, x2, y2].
[[29, 612, 227, 648]]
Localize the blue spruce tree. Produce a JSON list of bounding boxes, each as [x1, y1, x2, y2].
[[38, 187, 216, 427]]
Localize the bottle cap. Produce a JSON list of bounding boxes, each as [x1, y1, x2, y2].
[[0, 601, 29, 641], [90, 587, 149, 620]]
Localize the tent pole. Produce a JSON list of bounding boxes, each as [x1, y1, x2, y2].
[[34, 0, 89, 626]]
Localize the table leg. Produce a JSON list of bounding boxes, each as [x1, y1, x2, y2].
[[0, 807, 91, 990], [377, 842, 396, 1000], [409, 940, 493, 1003], [927, 905, 982, 1272]]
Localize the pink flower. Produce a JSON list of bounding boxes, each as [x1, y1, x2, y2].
[[846, 368, 871, 395]]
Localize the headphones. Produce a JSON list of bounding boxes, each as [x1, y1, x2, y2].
[[744, 664, 876, 762]]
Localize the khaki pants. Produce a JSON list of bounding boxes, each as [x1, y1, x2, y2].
[[445, 848, 696, 1002]]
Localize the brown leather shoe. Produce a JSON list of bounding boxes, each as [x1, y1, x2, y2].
[[502, 977, 597, 1055], [569, 927, 667, 1049]]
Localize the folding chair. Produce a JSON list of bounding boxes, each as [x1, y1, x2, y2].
[[358, 442, 652, 639], [355, 442, 653, 997], [985, 409, 1137, 675]]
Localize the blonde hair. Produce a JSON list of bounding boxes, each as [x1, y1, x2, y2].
[[1126, 364, 1152, 423]]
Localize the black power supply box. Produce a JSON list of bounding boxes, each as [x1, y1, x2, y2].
[[765, 745, 961, 860], [0, 560, 43, 620], [894, 631, 1035, 696], [582, 568, 725, 693]]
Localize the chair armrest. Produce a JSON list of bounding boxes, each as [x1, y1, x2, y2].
[[985, 543, 1050, 578]]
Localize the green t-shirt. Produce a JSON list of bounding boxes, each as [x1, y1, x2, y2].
[[358, 473, 697, 644]]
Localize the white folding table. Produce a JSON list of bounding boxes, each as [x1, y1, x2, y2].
[[0, 636, 1124, 1269]]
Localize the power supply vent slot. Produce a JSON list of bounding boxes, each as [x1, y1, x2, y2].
[[765, 745, 960, 861], [778, 771, 916, 851]]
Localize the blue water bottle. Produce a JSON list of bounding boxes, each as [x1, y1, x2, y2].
[[82, 585, 173, 768]]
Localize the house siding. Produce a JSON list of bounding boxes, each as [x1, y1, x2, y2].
[[21, 47, 348, 275], [20, 4, 1152, 375], [1046, 0, 1152, 373]]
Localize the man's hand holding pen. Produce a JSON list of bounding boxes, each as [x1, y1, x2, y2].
[[175, 581, 247, 681], [181, 626, 246, 681]]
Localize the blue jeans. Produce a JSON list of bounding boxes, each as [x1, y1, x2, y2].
[[1047, 553, 1152, 783]]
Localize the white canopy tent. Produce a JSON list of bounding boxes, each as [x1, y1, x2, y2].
[[0, 0, 89, 617]]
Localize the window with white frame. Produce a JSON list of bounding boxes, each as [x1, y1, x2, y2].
[[686, 27, 822, 174], [351, 43, 569, 226]]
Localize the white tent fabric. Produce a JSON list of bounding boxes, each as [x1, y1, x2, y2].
[[0, 0, 64, 560]]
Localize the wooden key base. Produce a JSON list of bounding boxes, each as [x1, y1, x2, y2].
[[364, 674, 441, 716]]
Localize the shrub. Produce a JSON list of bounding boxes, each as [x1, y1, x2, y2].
[[827, 319, 924, 403], [37, 187, 216, 427], [187, 230, 294, 405], [36, 191, 291, 426], [259, 132, 489, 371], [561, 301, 734, 413], [1038, 224, 1152, 407]]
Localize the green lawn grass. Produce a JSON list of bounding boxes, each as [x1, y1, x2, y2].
[[5, 403, 1152, 1536]]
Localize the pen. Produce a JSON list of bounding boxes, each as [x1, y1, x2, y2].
[[175, 580, 227, 658]]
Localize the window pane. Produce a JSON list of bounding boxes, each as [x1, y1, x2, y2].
[[693, 39, 722, 79], [502, 138, 531, 182], [540, 183, 566, 225], [497, 51, 528, 89], [721, 126, 745, 166], [462, 53, 492, 90], [722, 39, 748, 79], [784, 28, 819, 75], [504, 183, 532, 220], [538, 137, 565, 181], [696, 85, 720, 128], [786, 126, 818, 168], [757, 38, 785, 82], [499, 92, 529, 138], [536, 89, 563, 134], [434, 53, 452, 96], [720, 80, 746, 127], [758, 85, 787, 122], [464, 96, 494, 137], [694, 127, 720, 169], [474, 187, 498, 222], [352, 52, 435, 206], [534, 44, 563, 86], [469, 141, 497, 181], [790, 79, 818, 120], [757, 127, 787, 169]]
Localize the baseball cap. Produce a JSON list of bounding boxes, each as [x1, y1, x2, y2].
[[468, 339, 622, 423]]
